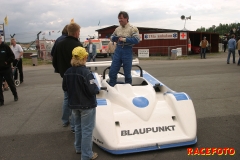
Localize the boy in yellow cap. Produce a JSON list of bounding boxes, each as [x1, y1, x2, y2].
[[62, 46, 99, 160]]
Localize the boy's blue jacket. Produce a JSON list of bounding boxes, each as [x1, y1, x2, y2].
[[62, 65, 99, 109]]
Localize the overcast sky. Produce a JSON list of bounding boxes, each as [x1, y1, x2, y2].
[[1, 0, 239, 42]]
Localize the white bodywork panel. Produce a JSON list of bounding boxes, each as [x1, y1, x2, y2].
[[88, 59, 197, 154]]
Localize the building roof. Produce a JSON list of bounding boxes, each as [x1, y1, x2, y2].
[[96, 25, 179, 32]]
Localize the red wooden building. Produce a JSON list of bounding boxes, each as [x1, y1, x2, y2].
[[96, 25, 219, 56]]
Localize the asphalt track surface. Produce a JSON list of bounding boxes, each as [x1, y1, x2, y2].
[[0, 53, 239, 160]]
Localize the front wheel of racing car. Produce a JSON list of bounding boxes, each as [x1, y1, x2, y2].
[[15, 80, 20, 87]]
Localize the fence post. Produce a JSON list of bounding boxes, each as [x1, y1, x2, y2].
[[168, 46, 170, 59]]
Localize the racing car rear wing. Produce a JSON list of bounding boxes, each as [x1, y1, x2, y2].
[[86, 58, 139, 67]]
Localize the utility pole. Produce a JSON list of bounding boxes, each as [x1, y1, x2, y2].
[[26, 31, 42, 50], [37, 31, 41, 41]]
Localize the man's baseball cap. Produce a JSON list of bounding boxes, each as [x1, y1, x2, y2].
[[72, 46, 88, 59]]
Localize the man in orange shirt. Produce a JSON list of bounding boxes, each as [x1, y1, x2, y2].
[[199, 37, 209, 59]]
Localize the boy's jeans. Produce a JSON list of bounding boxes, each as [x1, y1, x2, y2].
[[73, 108, 96, 160]]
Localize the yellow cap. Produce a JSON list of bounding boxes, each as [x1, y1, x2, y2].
[[72, 47, 88, 59]]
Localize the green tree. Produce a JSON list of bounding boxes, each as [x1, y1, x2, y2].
[[195, 22, 240, 37]]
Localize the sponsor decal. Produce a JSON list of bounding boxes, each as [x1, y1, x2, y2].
[[93, 136, 104, 145], [144, 33, 178, 40], [121, 125, 175, 136], [187, 148, 236, 156]]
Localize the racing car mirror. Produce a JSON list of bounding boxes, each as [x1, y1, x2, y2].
[[153, 83, 161, 92], [100, 87, 108, 92]]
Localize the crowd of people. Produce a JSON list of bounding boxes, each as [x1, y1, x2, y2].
[[52, 11, 140, 160], [200, 34, 240, 65], [0, 10, 140, 159], [4, 10, 240, 160]]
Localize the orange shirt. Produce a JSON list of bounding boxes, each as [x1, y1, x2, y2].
[[200, 40, 208, 48]]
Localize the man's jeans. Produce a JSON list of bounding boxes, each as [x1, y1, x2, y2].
[[227, 48, 235, 63], [87, 53, 97, 70], [201, 48, 206, 58], [73, 108, 96, 160], [109, 46, 133, 87], [110, 53, 114, 60], [62, 91, 74, 130]]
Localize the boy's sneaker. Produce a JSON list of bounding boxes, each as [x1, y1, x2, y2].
[[91, 152, 98, 160], [76, 151, 81, 154], [71, 129, 75, 133]]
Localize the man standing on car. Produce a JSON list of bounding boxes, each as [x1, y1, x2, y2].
[[11, 38, 24, 84], [108, 11, 140, 87], [0, 36, 18, 106], [52, 22, 83, 132], [199, 36, 209, 59], [86, 39, 97, 70]]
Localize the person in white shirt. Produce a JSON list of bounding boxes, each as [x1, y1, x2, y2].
[[10, 38, 24, 83]]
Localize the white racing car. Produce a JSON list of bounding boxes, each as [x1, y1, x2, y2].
[[86, 58, 197, 154]]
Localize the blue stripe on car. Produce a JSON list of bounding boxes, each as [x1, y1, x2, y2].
[[97, 99, 107, 106], [135, 70, 162, 86], [166, 92, 191, 101], [98, 137, 197, 155]]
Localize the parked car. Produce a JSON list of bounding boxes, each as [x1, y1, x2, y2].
[[191, 46, 201, 54], [89, 59, 197, 154]]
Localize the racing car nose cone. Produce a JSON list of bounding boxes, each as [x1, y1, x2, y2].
[[132, 97, 149, 108]]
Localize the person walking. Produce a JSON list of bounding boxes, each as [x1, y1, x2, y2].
[[223, 37, 228, 52], [52, 22, 83, 132], [107, 40, 116, 60], [86, 39, 97, 70], [199, 36, 209, 59], [0, 36, 18, 106], [62, 46, 99, 160], [108, 11, 140, 87], [237, 38, 240, 66], [10, 38, 24, 84], [227, 34, 236, 64]]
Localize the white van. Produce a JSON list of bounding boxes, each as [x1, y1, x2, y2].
[[83, 38, 110, 57]]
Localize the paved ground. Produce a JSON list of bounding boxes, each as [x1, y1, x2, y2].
[[0, 52, 239, 160]]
